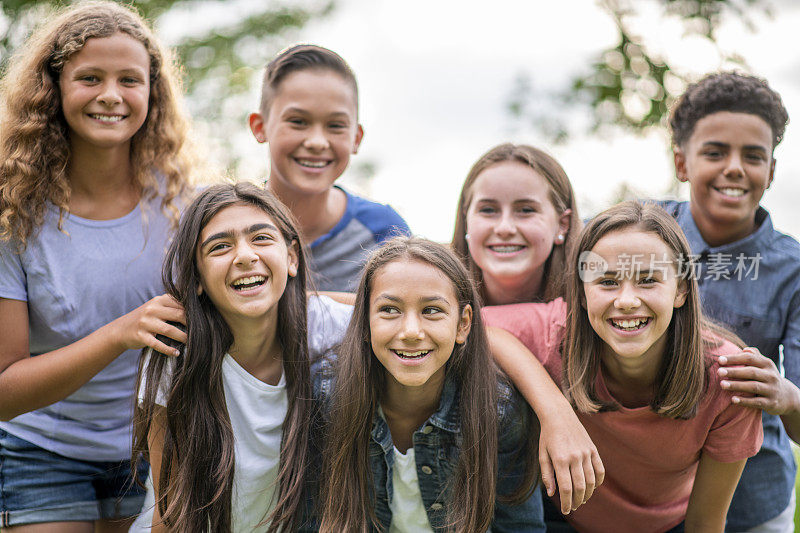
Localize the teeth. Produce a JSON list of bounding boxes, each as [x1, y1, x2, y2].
[[718, 188, 745, 197], [490, 245, 524, 253], [611, 318, 649, 330], [231, 275, 265, 288], [90, 114, 124, 123], [394, 350, 430, 359], [296, 159, 328, 168]]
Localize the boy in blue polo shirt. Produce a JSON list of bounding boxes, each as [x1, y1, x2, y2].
[[661, 72, 800, 532], [249, 45, 410, 291]]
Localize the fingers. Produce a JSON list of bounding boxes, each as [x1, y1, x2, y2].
[[718, 348, 772, 369], [582, 454, 597, 503], [591, 451, 605, 489], [146, 336, 181, 357], [553, 457, 573, 514], [540, 450, 556, 497], [568, 461, 586, 512]]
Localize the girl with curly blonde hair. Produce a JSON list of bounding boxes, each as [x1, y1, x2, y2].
[[0, 1, 195, 530]]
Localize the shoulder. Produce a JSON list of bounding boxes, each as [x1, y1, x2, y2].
[[482, 298, 567, 344], [341, 187, 410, 241]]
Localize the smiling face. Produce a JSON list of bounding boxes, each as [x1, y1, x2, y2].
[[369, 259, 471, 392], [674, 111, 775, 244], [59, 32, 150, 152], [582, 228, 687, 373], [249, 69, 363, 198], [465, 161, 569, 304], [196, 204, 298, 329]]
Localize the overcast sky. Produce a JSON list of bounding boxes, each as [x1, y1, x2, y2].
[[218, 0, 800, 242]]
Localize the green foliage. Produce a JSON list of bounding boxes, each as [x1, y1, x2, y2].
[[507, 0, 772, 143]]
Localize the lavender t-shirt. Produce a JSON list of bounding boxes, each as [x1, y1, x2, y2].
[[0, 201, 172, 461]]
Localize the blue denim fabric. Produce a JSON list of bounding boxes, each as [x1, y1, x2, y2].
[[659, 200, 800, 530], [313, 356, 545, 532]]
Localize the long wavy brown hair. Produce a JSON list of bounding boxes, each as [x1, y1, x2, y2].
[[0, 0, 194, 249], [133, 183, 313, 532], [451, 143, 581, 304], [320, 237, 538, 532], [563, 201, 744, 419]]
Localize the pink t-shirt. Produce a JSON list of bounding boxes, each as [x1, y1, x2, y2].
[[483, 298, 763, 533]]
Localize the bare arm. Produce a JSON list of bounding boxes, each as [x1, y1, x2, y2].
[[148, 406, 169, 533], [487, 326, 605, 514], [684, 454, 746, 533], [718, 348, 800, 444], [0, 295, 186, 420]]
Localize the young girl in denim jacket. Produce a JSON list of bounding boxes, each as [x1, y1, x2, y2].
[[317, 237, 544, 532]]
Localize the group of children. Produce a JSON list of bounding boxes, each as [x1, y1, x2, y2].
[[0, 2, 798, 533]]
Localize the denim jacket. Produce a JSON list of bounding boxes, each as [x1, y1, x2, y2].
[[313, 355, 545, 533]]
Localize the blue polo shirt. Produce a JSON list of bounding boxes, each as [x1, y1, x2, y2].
[[659, 200, 800, 530]]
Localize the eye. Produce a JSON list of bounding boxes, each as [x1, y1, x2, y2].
[[207, 241, 229, 253], [639, 276, 657, 285], [121, 76, 143, 86], [598, 278, 618, 287], [476, 205, 497, 215], [517, 205, 537, 215], [422, 306, 444, 316], [328, 121, 347, 130], [703, 149, 723, 159], [745, 152, 767, 163], [79, 74, 100, 83], [378, 305, 400, 315], [287, 117, 306, 126], [253, 233, 275, 244]]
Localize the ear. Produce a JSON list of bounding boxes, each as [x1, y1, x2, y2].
[[287, 239, 299, 278], [352, 124, 364, 154], [555, 208, 572, 245], [197, 283, 204, 296], [673, 147, 688, 183], [673, 280, 688, 308], [455, 304, 473, 345], [767, 157, 776, 189], [248, 112, 268, 144]]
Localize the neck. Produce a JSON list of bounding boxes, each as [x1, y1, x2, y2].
[[267, 179, 345, 242], [483, 269, 544, 305], [690, 204, 758, 247], [67, 138, 139, 219], [227, 309, 283, 386], [380, 371, 444, 452], [599, 344, 664, 409]]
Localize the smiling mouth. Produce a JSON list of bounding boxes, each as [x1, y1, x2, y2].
[[230, 275, 266, 291], [713, 187, 746, 198], [88, 114, 126, 123], [392, 349, 431, 360], [489, 245, 525, 253], [294, 158, 331, 169], [609, 318, 650, 331]]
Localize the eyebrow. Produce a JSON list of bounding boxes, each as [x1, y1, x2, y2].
[[376, 294, 450, 304], [200, 223, 278, 250], [702, 141, 768, 153]]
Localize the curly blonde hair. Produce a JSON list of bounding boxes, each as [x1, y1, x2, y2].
[[0, 0, 195, 249]]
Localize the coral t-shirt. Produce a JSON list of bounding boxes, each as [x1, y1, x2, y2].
[[483, 298, 763, 533]]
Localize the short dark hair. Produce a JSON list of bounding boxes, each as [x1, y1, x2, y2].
[[259, 44, 358, 117], [669, 72, 789, 149]]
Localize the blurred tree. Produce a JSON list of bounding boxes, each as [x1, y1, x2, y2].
[[507, 0, 773, 143], [0, 0, 334, 173]]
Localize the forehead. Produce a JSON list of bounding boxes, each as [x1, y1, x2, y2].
[[270, 69, 357, 116], [590, 229, 676, 269], [200, 203, 278, 238], [371, 259, 458, 301], [471, 161, 552, 202], [64, 32, 149, 71], [687, 111, 773, 151]]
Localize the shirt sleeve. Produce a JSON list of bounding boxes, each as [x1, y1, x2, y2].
[[779, 288, 800, 386], [307, 294, 353, 358], [0, 245, 28, 301]]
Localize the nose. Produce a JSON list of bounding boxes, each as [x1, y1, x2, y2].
[[233, 242, 258, 267], [96, 81, 123, 106], [614, 282, 641, 310], [723, 152, 744, 179], [494, 210, 517, 237], [398, 312, 425, 342], [303, 125, 329, 152]]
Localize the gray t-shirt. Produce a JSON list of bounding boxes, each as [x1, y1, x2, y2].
[[0, 201, 172, 461]]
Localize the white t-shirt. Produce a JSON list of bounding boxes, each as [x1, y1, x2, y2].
[[135, 354, 287, 532], [389, 447, 434, 533]]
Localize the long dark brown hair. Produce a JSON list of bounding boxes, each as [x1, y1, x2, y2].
[[563, 201, 743, 419], [451, 143, 581, 304], [319, 237, 538, 532], [132, 182, 311, 532]]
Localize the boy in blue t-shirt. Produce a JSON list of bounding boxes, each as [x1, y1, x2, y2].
[[661, 72, 800, 532], [248, 45, 410, 291]]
